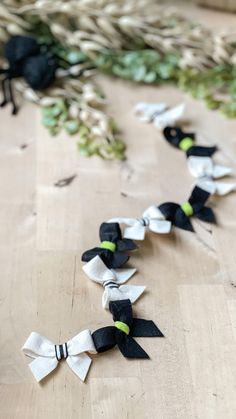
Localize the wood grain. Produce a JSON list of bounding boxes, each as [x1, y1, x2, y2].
[[1, 5, 236, 418]]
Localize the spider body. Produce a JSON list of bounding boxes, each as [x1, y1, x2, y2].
[[0, 35, 57, 114]]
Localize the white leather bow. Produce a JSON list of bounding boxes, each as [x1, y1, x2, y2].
[[83, 256, 145, 309], [22, 330, 96, 382], [109, 205, 172, 240], [134, 102, 185, 129], [187, 156, 232, 179], [196, 176, 236, 196]]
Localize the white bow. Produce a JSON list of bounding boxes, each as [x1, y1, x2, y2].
[[134, 102, 185, 129], [83, 256, 145, 309], [22, 330, 96, 382], [108, 205, 172, 240], [196, 176, 236, 196], [187, 156, 232, 179]]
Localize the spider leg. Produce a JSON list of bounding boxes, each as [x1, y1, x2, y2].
[[0, 77, 9, 107], [8, 79, 18, 115]]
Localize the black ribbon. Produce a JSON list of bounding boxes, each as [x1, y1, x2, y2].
[[0, 35, 57, 114], [163, 126, 217, 157], [92, 299, 164, 359], [81, 222, 137, 269], [159, 186, 216, 232]]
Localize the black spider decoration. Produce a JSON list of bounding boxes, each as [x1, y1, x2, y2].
[[0, 35, 57, 114]]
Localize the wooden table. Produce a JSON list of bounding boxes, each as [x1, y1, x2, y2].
[[1, 6, 236, 419]]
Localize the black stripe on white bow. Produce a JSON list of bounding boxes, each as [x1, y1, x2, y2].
[[92, 299, 164, 359], [158, 186, 216, 232], [83, 255, 145, 309], [81, 222, 137, 269]]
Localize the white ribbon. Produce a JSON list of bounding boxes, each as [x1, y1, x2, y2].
[[153, 103, 185, 130], [22, 330, 96, 382], [187, 156, 235, 195], [134, 102, 185, 129], [83, 256, 145, 309], [187, 156, 232, 179], [196, 176, 236, 196], [134, 102, 167, 122], [108, 205, 171, 240]]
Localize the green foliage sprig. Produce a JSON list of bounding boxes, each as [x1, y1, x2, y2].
[[96, 50, 236, 118]]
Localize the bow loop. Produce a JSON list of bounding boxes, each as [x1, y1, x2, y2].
[[81, 223, 137, 269], [188, 156, 232, 179], [197, 177, 236, 196], [22, 330, 96, 382], [110, 299, 133, 326]]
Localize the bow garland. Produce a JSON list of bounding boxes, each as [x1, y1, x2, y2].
[[13, 0, 235, 384]]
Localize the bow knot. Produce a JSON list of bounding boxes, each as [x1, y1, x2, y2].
[[180, 201, 194, 217], [115, 321, 130, 335], [100, 240, 116, 252], [179, 137, 194, 151], [138, 217, 149, 226], [54, 343, 68, 361]]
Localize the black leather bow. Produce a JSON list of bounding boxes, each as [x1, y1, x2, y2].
[[159, 186, 216, 232], [82, 222, 137, 269], [92, 299, 164, 358], [0, 35, 57, 114], [163, 126, 217, 157]]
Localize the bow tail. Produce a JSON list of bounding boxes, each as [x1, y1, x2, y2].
[[119, 285, 146, 303], [28, 356, 58, 382], [212, 164, 232, 179], [102, 285, 145, 309], [66, 353, 92, 382], [197, 178, 236, 196], [195, 206, 216, 223], [118, 335, 149, 359], [131, 319, 164, 338]]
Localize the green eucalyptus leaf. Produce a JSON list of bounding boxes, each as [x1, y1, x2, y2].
[[64, 120, 80, 135]]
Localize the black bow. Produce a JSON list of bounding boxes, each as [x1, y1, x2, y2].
[[158, 186, 216, 232], [81, 222, 137, 269], [92, 299, 164, 358], [163, 126, 217, 157], [0, 35, 57, 114]]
